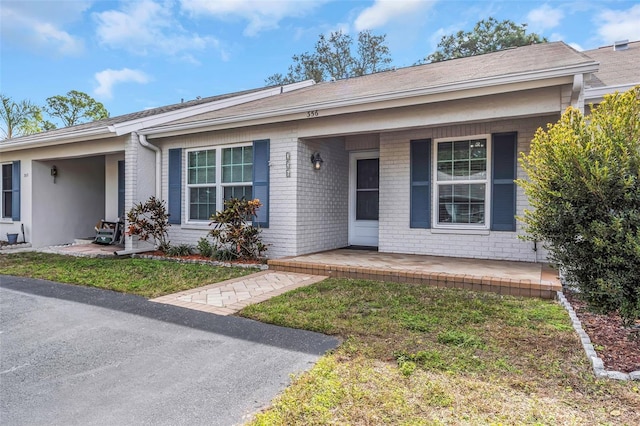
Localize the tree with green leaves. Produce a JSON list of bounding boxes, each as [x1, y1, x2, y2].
[[265, 30, 392, 85], [0, 94, 51, 139], [45, 90, 109, 127], [518, 86, 640, 325], [427, 17, 547, 62]]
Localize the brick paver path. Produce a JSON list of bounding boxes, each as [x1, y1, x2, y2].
[[150, 270, 327, 315]]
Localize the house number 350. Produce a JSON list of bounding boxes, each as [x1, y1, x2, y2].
[[306, 110, 319, 118]]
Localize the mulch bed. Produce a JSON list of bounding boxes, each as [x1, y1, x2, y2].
[[564, 289, 640, 374]]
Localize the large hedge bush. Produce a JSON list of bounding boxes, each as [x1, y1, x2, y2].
[[518, 86, 640, 325]]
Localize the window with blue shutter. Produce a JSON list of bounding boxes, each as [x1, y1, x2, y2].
[[410, 139, 431, 228], [12, 161, 20, 221], [252, 139, 269, 228], [168, 149, 182, 224], [491, 132, 517, 231]]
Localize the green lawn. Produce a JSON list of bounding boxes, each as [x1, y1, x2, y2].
[[0, 252, 256, 298], [240, 278, 640, 425], [2, 253, 637, 424]]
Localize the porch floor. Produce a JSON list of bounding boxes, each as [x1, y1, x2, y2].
[[268, 249, 561, 299]]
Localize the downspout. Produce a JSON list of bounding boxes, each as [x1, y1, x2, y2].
[[137, 132, 162, 197], [570, 73, 584, 112], [115, 132, 161, 257]]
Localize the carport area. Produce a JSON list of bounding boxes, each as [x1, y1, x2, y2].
[[29, 154, 123, 247]]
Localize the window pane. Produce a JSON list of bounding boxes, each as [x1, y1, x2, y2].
[[438, 139, 486, 182], [224, 185, 252, 201], [454, 141, 469, 160], [222, 147, 253, 183], [357, 159, 379, 190], [438, 183, 485, 225], [356, 191, 379, 220], [188, 150, 215, 184], [437, 142, 452, 161], [2, 192, 11, 218], [189, 187, 216, 220]]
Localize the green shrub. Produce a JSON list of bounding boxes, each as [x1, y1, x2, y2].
[[166, 244, 193, 257], [518, 86, 640, 325], [196, 237, 214, 258]]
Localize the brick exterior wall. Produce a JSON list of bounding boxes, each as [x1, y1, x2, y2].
[[295, 138, 349, 255], [378, 115, 558, 262]]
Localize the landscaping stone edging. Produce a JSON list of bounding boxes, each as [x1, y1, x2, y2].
[[132, 253, 269, 270], [557, 292, 640, 381]]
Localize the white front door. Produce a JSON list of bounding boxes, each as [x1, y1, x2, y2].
[[349, 151, 379, 247]]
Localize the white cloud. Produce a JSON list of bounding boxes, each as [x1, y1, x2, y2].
[[94, 0, 220, 57], [354, 0, 436, 31], [527, 3, 564, 30], [0, 1, 88, 56], [527, 4, 564, 31], [94, 68, 151, 99], [597, 4, 640, 43], [180, 0, 328, 36]]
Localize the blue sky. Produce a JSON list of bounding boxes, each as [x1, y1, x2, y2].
[[2, 0, 639, 123]]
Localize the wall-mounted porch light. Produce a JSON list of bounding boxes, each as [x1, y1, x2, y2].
[[310, 152, 324, 170], [51, 165, 58, 183]]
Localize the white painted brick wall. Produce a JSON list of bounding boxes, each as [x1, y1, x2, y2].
[[379, 115, 557, 262], [296, 138, 349, 255], [148, 124, 300, 258]]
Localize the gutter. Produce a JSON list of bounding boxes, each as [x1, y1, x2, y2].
[[136, 132, 161, 197], [584, 83, 640, 103]]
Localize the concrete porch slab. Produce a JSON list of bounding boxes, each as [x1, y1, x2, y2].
[[268, 249, 561, 299]]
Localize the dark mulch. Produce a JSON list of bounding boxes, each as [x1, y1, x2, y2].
[[564, 290, 640, 373]]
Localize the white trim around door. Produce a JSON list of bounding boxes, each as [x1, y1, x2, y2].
[[348, 150, 379, 247]]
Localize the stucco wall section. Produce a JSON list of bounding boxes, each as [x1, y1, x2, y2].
[[296, 138, 349, 255], [378, 115, 557, 262], [31, 156, 105, 247]]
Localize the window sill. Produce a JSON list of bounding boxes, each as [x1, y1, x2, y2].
[[431, 228, 490, 235], [181, 222, 211, 230]]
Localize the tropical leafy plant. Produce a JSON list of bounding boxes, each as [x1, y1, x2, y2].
[[126, 196, 171, 252], [209, 198, 267, 260]]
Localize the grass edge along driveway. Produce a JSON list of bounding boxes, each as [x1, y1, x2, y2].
[[0, 252, 257, 298], [240, 278, 640, 425], [2, 253, 638, 424]]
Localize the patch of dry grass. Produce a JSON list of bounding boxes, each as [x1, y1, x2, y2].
[[242, 278, 640, 425]]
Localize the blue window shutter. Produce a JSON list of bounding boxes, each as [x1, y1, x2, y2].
[[168, 149, 182, 224], [410, 139, 431, 228], [491, 132, 517, 231], [117, 160, 125, 219], [252, 139, 270, 228], [11, 161, 20, 221]]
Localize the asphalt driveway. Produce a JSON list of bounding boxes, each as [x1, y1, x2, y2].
[[0, 276, 339, 426]]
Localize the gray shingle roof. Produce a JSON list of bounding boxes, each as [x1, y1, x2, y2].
[[583, 40, 640, 88], [1, 86, 267, 144], [159, 41, 596, 127]]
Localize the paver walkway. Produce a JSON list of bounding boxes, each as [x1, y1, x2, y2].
[[150, 270, 327, 315]]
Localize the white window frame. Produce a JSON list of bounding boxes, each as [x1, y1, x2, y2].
[[1, 162, 13, 220], [432, 134, 491, 230], [185, 142, 253, 223]]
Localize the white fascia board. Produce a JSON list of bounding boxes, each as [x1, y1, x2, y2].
[[0, 126, 113, 153], [110, 80, 315, 136], [143, 63, 598, 138], [585, 83, 640, 102]]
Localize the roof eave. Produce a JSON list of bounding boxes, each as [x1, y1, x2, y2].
[[585, 83, 640, 103], [143, 62, 599, 138], [0, 126, 113, 152]]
